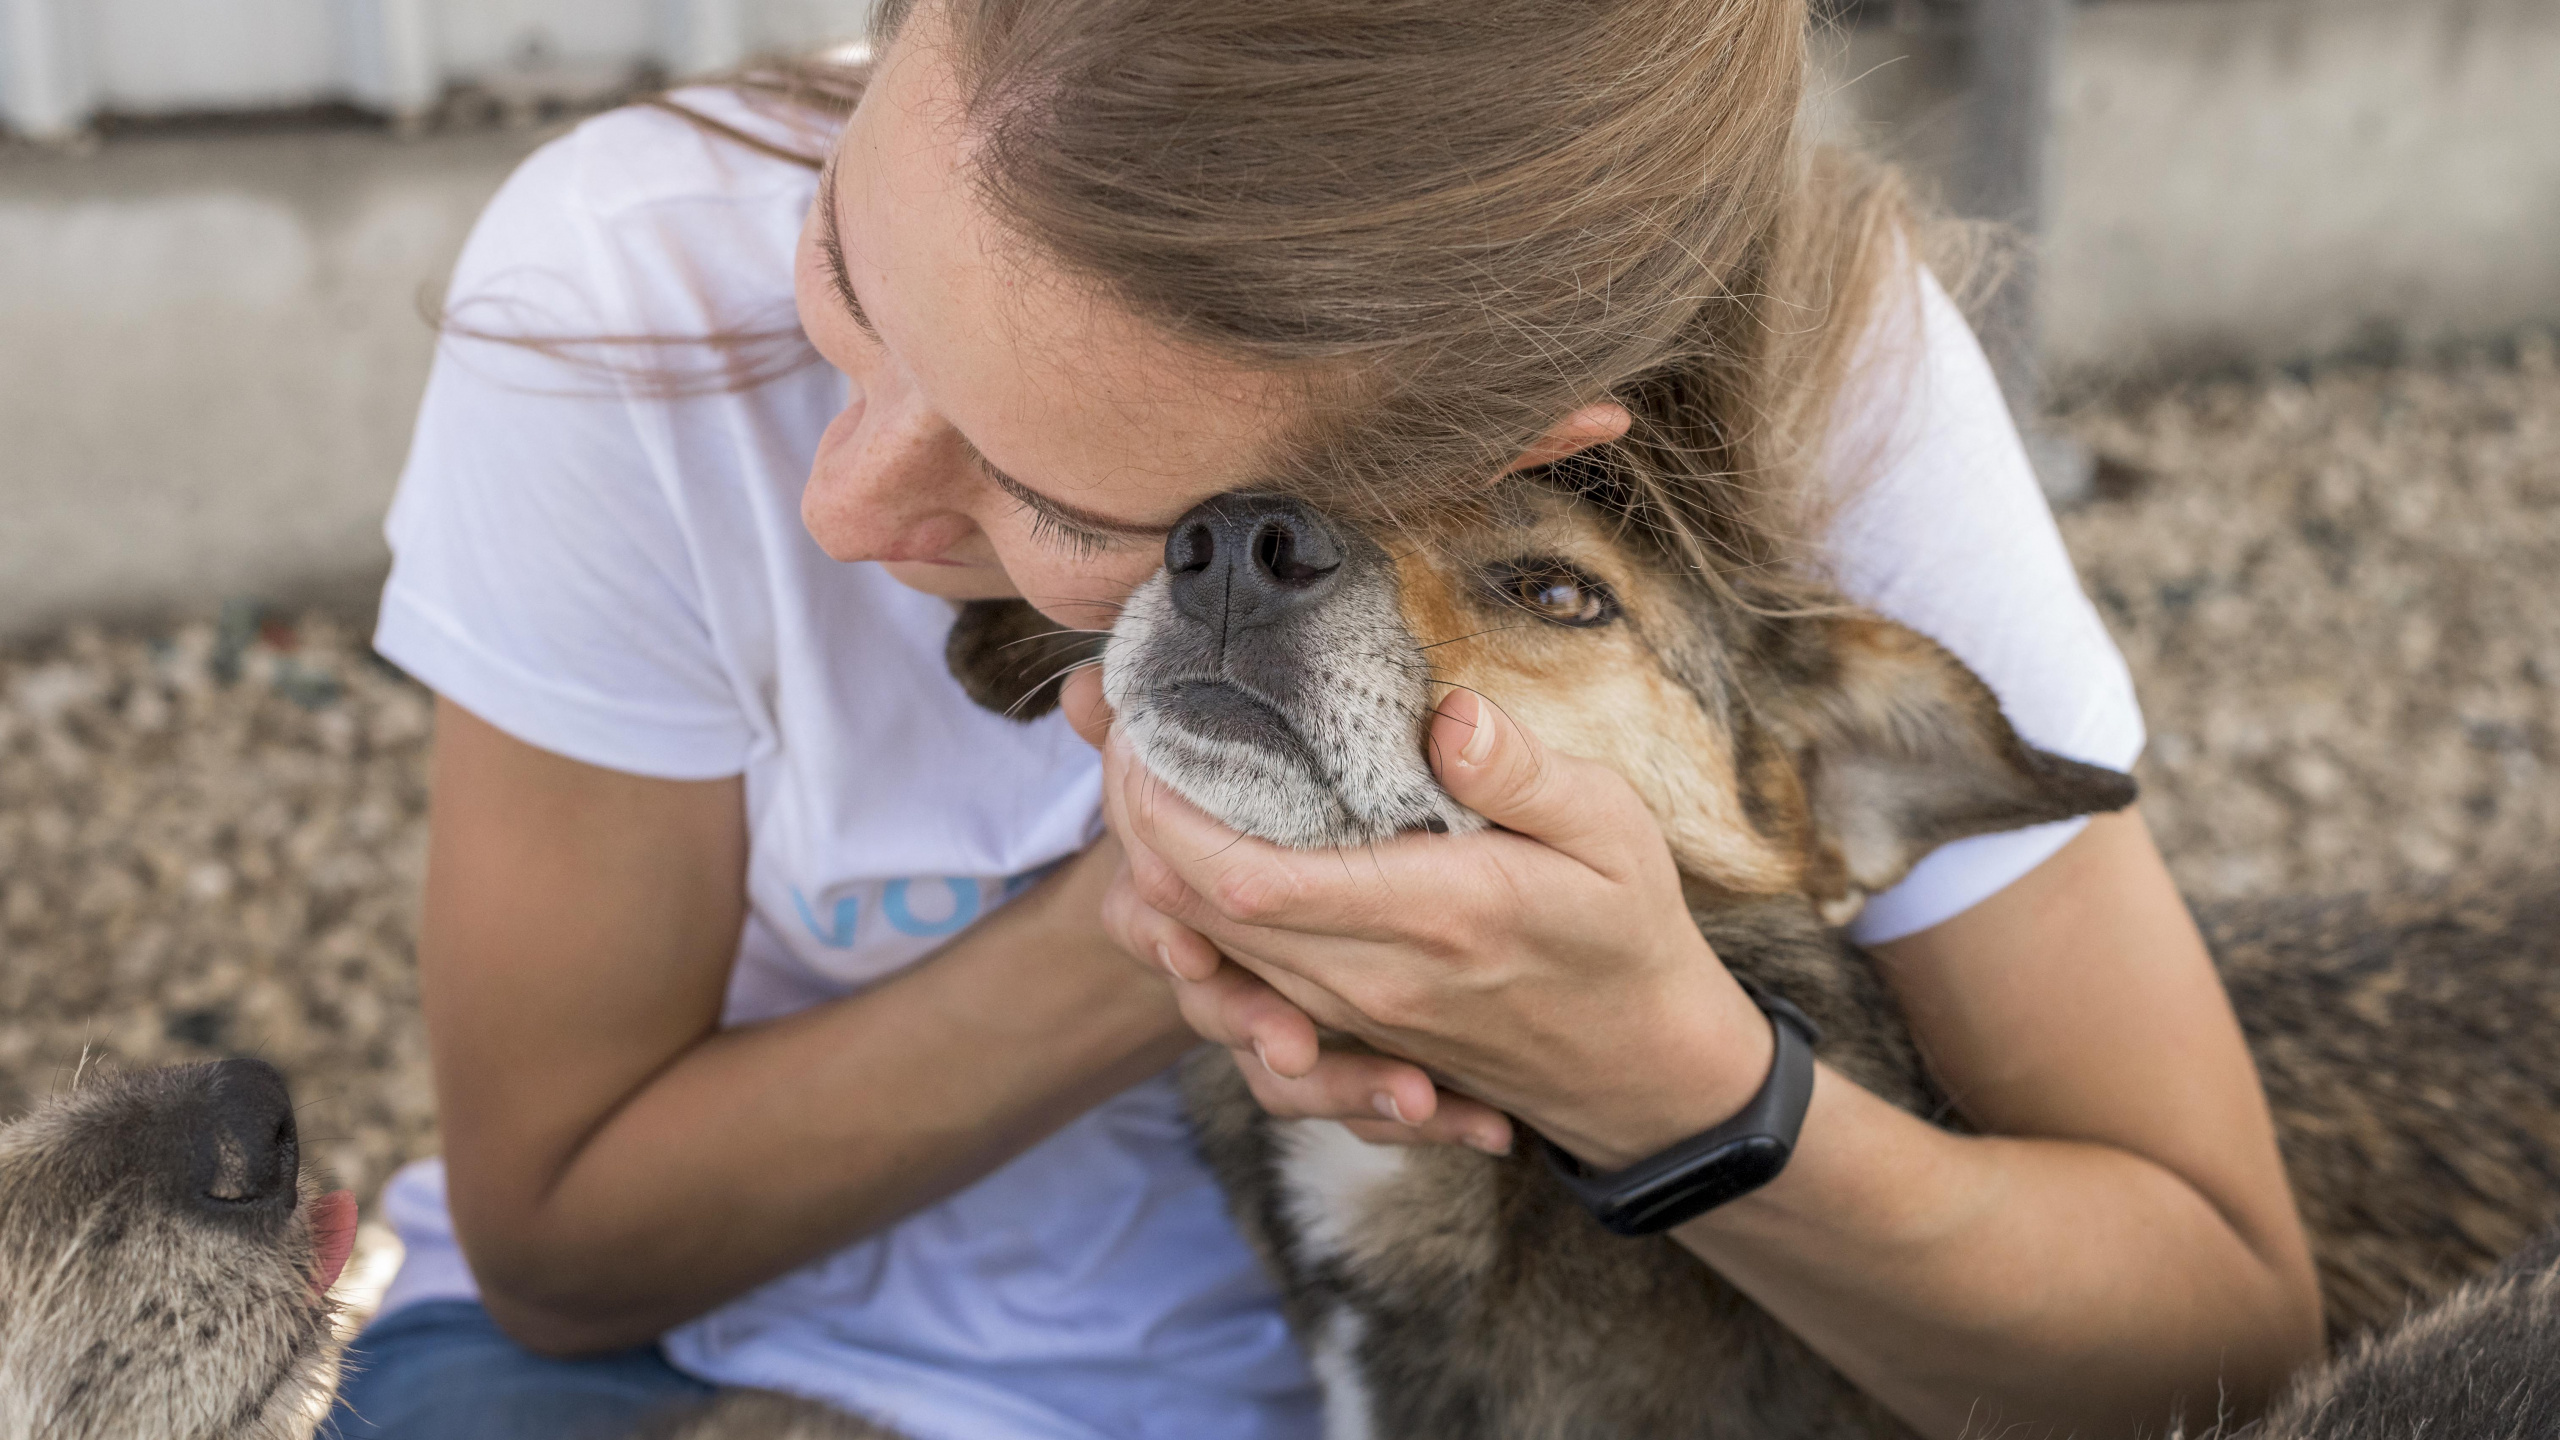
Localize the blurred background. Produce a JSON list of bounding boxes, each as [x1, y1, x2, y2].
[[1, 0, 2556, 1314]]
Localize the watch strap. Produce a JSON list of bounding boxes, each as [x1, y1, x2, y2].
[[1541, 990, 1821, 1237]]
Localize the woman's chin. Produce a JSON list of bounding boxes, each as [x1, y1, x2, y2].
[[881, 560, 1023, 601]]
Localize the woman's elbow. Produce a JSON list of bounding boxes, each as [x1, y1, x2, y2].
[[2214, 1248, 2327, 1418], [457, 1225, 678, 1358], [473, 1271, 665, 1359]]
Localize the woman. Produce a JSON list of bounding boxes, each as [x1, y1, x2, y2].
[[333, 1, 2324, 1436]]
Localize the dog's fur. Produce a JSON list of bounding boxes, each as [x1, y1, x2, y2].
[[2244, 1227, 2560, 1438], [981, 478, 2560, 1437], [0, 1062, 887, 1440], [0, 1060, 344, 1440]]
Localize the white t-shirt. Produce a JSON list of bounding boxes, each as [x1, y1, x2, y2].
[[368, 90, 2141, 1440]]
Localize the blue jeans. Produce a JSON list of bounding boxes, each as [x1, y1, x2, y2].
[[325, 1301, 717, 1439]]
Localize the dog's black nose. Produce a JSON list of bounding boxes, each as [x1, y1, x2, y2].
[[1165, 493, 1345, 634], [185, 1058, 298, 1216]]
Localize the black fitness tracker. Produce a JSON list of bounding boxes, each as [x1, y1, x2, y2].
[[1542, 990, 1821, 1237]]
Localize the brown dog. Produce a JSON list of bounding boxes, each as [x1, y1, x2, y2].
[[949, 479, 2560, 1438]]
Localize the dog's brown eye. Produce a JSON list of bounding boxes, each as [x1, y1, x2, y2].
[[1487, 561, 1618, 627]]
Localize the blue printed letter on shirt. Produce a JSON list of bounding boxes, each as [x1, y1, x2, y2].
[[883, 877, 980, 937], [791, 887, 861, 948]]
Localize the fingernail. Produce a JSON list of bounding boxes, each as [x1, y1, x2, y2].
[[1154, 942, 1176, 977], [1466, 1130, 1512, 1157], [1254, 1040, 1276, 1077], [1371, 1092, 1408, 1124], [1458, 698, 1498, 767]]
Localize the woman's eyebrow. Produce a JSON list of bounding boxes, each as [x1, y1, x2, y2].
[[815, 161, 878, 340], [972, 447, 1176, 538]]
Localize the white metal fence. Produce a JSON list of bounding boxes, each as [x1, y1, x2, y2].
[[0, 0, 874, 140]]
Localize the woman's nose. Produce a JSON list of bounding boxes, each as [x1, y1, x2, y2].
[[800, 379, 978, 562]]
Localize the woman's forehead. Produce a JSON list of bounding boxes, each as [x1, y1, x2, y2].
[[830, 28, 1296, 527]]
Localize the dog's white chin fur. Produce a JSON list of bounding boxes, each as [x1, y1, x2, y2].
[[1103, 574, 1484, 850]]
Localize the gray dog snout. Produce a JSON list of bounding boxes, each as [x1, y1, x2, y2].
[[183, 1058, 299, 1217], [1166, 493, 1346, 635]]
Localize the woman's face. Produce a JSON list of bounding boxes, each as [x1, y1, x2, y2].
[[793, 19, 1294, 626]]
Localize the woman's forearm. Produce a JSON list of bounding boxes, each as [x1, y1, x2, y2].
[[1676, 1068, 2324, 1439], [466, 874, 1192, 1354]]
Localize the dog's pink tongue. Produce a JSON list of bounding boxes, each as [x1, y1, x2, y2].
[[310, 1190, 360, 1297]]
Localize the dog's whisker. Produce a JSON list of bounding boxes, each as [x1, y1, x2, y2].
[[1001, 656, 1109, 719], [993, 630, 1109, 653], [1415, 623, 1534, 652]]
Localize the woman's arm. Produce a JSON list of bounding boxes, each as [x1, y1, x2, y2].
[[1090, 680, 2321, 1438], [1671, 808, 2322, 1436], [422, 699, 1191, 1356]]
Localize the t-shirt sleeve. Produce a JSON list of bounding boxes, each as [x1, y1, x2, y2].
[[1822, 268, 2147, 946], [373, 125, 758, 781]]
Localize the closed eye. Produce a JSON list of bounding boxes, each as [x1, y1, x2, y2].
[[1484, 559, 1619, 627], [983, 456, 1149, 558], [1019, 500, 1122, 559], [817, 161, 877, 340]]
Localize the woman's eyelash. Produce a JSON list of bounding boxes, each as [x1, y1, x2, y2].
[[1021, 500, 1121, 560], [980, 454, 1134, 559]]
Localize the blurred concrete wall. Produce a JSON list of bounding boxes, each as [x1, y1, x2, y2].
[[1817, 0, 2560, 387], [2047, 0, 2560, 383], [2, 0, 2557, 637], [0, 125, 536, 636], [0, 0, 871, 137]]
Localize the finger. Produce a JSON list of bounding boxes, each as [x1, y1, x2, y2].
[[1173, 963, 1324, 1078], [1114, 806, 1222, 941], [1108, 735, 1403, 943], [1101, 864, 1222, 983], [1427, 688, 1653, 877], [1229, 1046, 1444, 1130], [1110, 817, 1388, 1040], [1059, 666, 1115, 750], [1340, 1091, 1517, 1155]]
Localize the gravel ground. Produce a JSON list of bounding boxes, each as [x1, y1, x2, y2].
[[0, 609, 435, 1207], [2, 336, 2556, 1237], [2063, 333, 2560, 903]]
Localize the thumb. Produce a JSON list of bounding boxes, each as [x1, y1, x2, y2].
[[1060, 665, 1115, 750], [1429, 688, 1649, 874]]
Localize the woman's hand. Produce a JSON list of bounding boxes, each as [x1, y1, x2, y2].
[[1060, 670, 1773, 1168]]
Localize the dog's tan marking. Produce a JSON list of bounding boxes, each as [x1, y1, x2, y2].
[[1388, 506, 1803, 897]]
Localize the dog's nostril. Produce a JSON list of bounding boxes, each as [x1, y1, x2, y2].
[[1169, 520, 1218, 575], [1251, 517, 1341, 588], [1252, 523, 1332, 587]]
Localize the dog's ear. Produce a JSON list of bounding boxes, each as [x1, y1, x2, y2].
[[945, 599, 1097, 722], [1742, 609, 2137, 923]]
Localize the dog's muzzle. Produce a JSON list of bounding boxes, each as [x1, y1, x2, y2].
[[1103, 493, 1481, 849]]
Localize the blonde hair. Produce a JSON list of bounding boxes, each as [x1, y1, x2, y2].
[[706, 0, 1914, 595]]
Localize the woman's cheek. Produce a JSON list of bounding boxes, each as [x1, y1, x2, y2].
[[1002, 544, 1163, 630]]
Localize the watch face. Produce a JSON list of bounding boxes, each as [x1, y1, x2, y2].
[[1605, 1136, 1791, 1236]]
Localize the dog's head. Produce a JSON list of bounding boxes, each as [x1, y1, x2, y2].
[[0, 1059, 356, 1440], [1076, 481, 2133, 922]]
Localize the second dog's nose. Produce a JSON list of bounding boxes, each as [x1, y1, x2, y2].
[[1165, 493, 1345, 634], [188, 1058, 298, 1215]]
